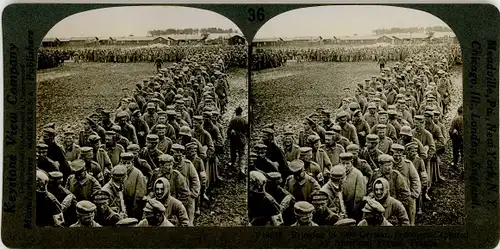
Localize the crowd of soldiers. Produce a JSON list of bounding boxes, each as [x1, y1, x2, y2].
[[249, 45, 463, 226], [38, 45, 248, 70], [38, 50, 69, 70], [36, 52, 248, 227], [251, 44, 462, 71]]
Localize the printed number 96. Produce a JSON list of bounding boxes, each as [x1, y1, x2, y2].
[[248, 8, 265, 22]]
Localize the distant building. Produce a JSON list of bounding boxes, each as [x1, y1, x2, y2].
[[97, 37, 115, 46], [168, 34, 207, 45], [41, 37, 60, 47], [113, 36, 171, 46], [67, 37, 99, 47], [431, 31, 459, 44], [338, 35, 379, 45], [253, 37, 284, 47], [391, 33, 431, 44], [282, 36, 324, 46], [205, 33, 246, 45]]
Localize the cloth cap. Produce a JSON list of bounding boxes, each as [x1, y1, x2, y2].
[[400, 126, 412, 136], [336, 111, 349, 119], [43, 127, 57, 135], [37, 143, 49, 149], [156, 124, 166, 130], [70, 159, 86, 172], [48, 171, 63, 180], [388, 110, 398, 116], [307, 135, 320, 144], [367, 134, 379, 141], [325, 131, 335, 136], [414, 115, 424, 121], [331, 165, 347, 179], [397, 99, 406, 104], [391, 143, 405, 151], [255, 143, 267, 150], [116, 218, 139, 226], [406, 142, 418, 150], [267, 172, 282, 182], [378, 154, 394, 163], [76, 200, 96, 215], [334, 218, 357, 226], [311, 191, 329, 204], [111, 125, 122, 132], [64, 131, 75, 136], [105, 131, 116, 136], [132, 110, 141, 116], [186, 142, 198, 150], [378, 110, 387, 115], [146, 103, 155, 109], [93, 190, 111, 203], [294, 201, 315, 216], [158, 154, 174, 163], [289, 159, 305, 172], [262, 128, 274, 135], [116, 111, 129, 119], [299, 147, 312, 154], [424, 111, 434, 117], [332, 125, 341, 132], [339, 152, 354, 160], [353, 109, 362, 116], [368, 103, 377, 109], [376, 124, 387, 129], [362, 199, 385, 213], [284, 130, 295, 136], [127, 144, 140, 151], [166, 110, 177, 116], [157, 111, 167, 116], [120, 152, 134, 160], [81, 147, 93, 155], [143, 198, 166, 213], [146, 134, 159, 142], [346, 144, 360, 152], [193, 115, 203, 121], [111, 165, 127, 176], [172, 144, 186, 151], [179, 126, 192, 137]]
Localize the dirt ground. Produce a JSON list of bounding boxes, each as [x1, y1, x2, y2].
[[251, 61, 465, 225], [36, 62, 248, 226]]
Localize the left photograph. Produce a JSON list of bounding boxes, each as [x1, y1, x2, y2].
[[36, 6, 248, 227]]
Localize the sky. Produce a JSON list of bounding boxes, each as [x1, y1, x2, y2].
[[44, 6, 242, 38], [255, 5, 451, 38]]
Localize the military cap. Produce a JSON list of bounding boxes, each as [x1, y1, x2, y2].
[[400, 126, 412, 136], [310, 191, 329, 204], [193, 115, 203, 121], [339, 152, 354, 160], [321, 109, 331, 115], [414, 115, 424, 121], [406, 142, 418, 150], [305, 117, 315, 126], [353, 109, 362, 116], [378, 154, 394, 163], [262, 128, 274, 135], [175, 99, 185, 105], [388, 105, 397, 111], [346, 144, 360, 152], [81, 146, 93, 155], [376, 124, 387, 129], [334, 218, 357, 226], [93, 190, 111, 203], [331, 164, 347, 179], [111, 165, 127, 176], [120, 152, 134, 160], [127, 144, 140, 152], [255, 143, 267, 150], [307, 134, 320, 144], [397, 99, 406, 104], [424, 111, 434, 117], [211, 110, 220, 115], [87, 135, 100, 144], [284, 130, 295, 136], [64, 130, 75, 136], [325, 130, 335, 136], [116, 111, 129, 119], [267, 172, 282, 182], [43, 127, 57, 135], [116, 218, 139, 227], [111, 125, 122, 132], [299, 147, 312, 154], [336, 111, 349, 119], [76, 200, 97, 215], [332, 125, 341, 132], [131, 109, 141, 116], [289, 159, 305, 172], [146, 103, 155, 109], [157, 110, 167, 116], [366, 134, 379, 141], [391, 143, 405, 151], [151, 98, 161, 103], [37, 143, 49, 149], [388, 110, 398, 116], [249, 152, 258, 159], [186, 142, 198, 150], [178, 126, 192, 137], [105, 130, 116, 136], [203, 111, 213, 117], [438, 69, 445, 74], [143, 198, 166, 213], [362, 199, 385, 214], [433, 110, 441, 115], [146, 134, 159, 142], [158, 154, 174, 163], [166, 110, 177, 116], [348, 102, 360, 109], [378, 110, 387, 115], [294, 201, 315, 216], [172, 144, 186, 151], [48, 171, 63, 181], [373, 97, 381, 102]]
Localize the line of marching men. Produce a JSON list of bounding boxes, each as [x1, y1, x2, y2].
[[36, 53, 248, 227], [248, 47, 463, 226]]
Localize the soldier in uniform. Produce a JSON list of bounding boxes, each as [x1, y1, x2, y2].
[[375, 124, 393, 154], [339, 152, 366, 222], [262, 128, 289, 178], [311, 191, 341, 225], [62, 131, 81, 163], [227, 107, 247, 173], [360, 134, 383, 170], [363, 103, 379, 128], [291, 201, 317, 226], [282, 130, 300, 163], [36, 170, 64, 227], [102, 165, 128, 218], [308, 134, 332, 179], [43, 127, 71, 182], [138, 198, 174, 227], [172, 144, 200, 225], [320, 165, 347, 220], [37, 143, 59, 174], [299, 147, 323, 184], [406, 142, 430, 214], [70, 200, 102, 227], [155, 124, 173, 154], [449, 105, 463, 169], [127, 144, 153, 182], [352, 110, 370, 147], [347, 144, 373, 181], [390, 144, 420, 225], [357, 198, 392, 226], [104, 131, 125, 167], [120, 152, 147, 219], [93, 190, 122, 227], [323, 130, 345, 167], [88, 135, 112, 179], [131, 110, 149, 148], [47, 171, 77, 226], [66, 159, 102, 201], [80, 147, 104, 184], [332, 125, 351, 149], [151, 177, 190, 227], [142, 103, 159, 129], [140, 134, 163, 170], [248, 171, 282, 226], [284, 159, 321, 203], [370, 178, 409, 226], [336, 111, 359, 145]]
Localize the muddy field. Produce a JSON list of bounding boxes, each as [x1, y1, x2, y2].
[[37, 62, 248, 226], [251, 61, 465, 225]]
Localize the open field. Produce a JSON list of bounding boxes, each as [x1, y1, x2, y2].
[[251, 61, 465, 225], [37, 62, 248, 226]]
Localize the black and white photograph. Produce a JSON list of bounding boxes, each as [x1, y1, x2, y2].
[[36, 6, 248, 227], [249, 5, 464, 226]]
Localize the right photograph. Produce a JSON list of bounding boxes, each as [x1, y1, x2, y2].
[[249, 5, 463, 227]]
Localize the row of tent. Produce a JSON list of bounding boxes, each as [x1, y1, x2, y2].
[[41, 33, 247, 47], [253, 32, 458, 47]]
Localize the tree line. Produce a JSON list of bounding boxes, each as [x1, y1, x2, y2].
[[372, 26, 453, 35], [147, 27, 237, 36]]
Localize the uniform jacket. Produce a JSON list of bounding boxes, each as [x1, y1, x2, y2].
[[142, 112, 158, 129], [371, 178, 410, 226], [320, 181, 347, 219], [353, 158, 373, 180], [304, 161, 323, 183], [134, 157, 153, 181], [63, 143, 81, 162], [412, 128, 436, 157], [342, 167, 367, 220], [340, 123, 359, 145], [363, 113, 379, 128], [360, 148, 383, 170], [377, 136, 393, 154], [149, 170, 190, 205], [409, 155, 428, 188], [153, 178, 190, 227], [283, 144, 300, 162], [368, 170, 410, 207], [394, 159, 421, 199], [120, 123, 138, 145], [84, 160, 103, 184], [94, 206, 122, 227], [157, 136, 173, 155], [174, 159, 201, 199], [47, 141, 71, 182], [187, 155, 206, 188], [227, 115, 247, 149], [140, 147, 163, 170], [284, 174, 320, 202], [124, 166, 147, 218], [65, 173, 102, 201], [106, 144, 125, 167], [324, 143, 345, 167], [95, 146, 112, 172], [137, 216, 174, 227], [102, 181, 127, 217], [313, 148, 332, 173], [193, 128, 215, 158], [265, 141, 289, 175]]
